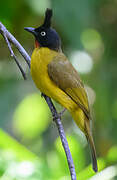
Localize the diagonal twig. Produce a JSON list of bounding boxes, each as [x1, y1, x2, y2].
[[0, 22, 30, 67], [2, 31, 26, 80], [0, 22, 77, 180]]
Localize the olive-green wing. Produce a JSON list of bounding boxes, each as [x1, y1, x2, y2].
[[48, 54, 90, 119]]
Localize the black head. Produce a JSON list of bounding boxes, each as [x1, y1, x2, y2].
[[24, 9, 61, 51]]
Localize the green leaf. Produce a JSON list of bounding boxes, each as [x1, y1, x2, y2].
[[78, 158, 106, 180], [107, 146, 117, 164], [0, 129, 37, 161]]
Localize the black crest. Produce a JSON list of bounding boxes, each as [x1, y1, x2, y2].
[[42, 9, 53, 28]]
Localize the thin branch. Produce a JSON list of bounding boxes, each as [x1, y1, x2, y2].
[[0, 22, 77, 180], [0, 22, 30, 67], [42, 94, 76, 180], [2, 31, 26, 80]]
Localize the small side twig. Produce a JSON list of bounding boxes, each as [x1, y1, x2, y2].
[[0, 22, 77, 180], [2, 31, 26, 80], [0, 22, 30, 67]]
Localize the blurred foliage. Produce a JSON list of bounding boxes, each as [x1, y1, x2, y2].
[[0, 0, 117, 179], [13, 93, 50, 139]]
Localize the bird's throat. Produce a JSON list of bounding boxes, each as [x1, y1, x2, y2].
[[35, 40, 40, 48]]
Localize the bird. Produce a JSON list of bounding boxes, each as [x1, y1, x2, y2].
[[24, 8, 98, 172]]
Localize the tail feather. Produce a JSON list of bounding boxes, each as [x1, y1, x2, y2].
[[85, 122, 98, 172], [71, 109, 98, 172]]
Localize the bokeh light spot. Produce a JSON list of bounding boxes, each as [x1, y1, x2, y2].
[[16, 161, 35, 177], [27, 0, 51, 15], [71, 51, 93, 74], [85, 85, 96, 106], [13, 94, 50, 139], [81, 29, 103, 51]]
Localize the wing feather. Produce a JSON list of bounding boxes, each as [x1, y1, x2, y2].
[[48, 53, 90, 118]]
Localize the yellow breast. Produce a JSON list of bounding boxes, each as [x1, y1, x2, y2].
[[31, 48, 56, 92], [31, 48, 66, 100], [31, 48, 76, 110]]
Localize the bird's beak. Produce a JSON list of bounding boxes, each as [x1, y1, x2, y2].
[[24, 27, 37, 36]]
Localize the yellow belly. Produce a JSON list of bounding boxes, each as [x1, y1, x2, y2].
[[31, 48, 73, 108], [31, 47, 85, 131]]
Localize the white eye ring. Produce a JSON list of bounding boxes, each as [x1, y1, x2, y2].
[[41, 31, 46, 36]]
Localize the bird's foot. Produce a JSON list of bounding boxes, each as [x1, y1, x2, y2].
[[53, 108, 66, 121], [59, 108, 66, 117], [53, 113, 59, 121], [41, 93, 66, 120]]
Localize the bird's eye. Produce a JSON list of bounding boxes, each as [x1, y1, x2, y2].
[[40, 31, 46, 36]]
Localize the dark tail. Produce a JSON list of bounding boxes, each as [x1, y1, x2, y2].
[[85, 121, 98, 172]]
